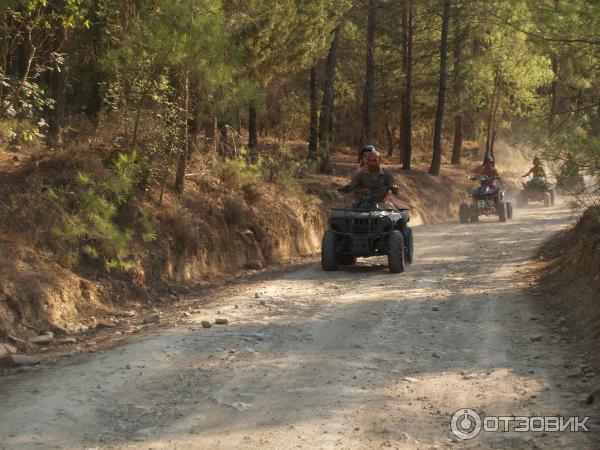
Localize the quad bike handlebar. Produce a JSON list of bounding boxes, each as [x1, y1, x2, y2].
[[337, 184, 400, 196], [470, 175, 499, 181]]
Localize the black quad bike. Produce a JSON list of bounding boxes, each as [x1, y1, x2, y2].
[[518, 177, 554, 207], [321, 190, 413, 273], [459, 175, 513, 224]]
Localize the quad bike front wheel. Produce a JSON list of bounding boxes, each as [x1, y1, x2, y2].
[[543, 193, 551, 207], [497, 202, 507, 222], [321, 230, 339, 271], [388, 231, 406, 274], [506, 202, 513, 220], [459, 203, 469, 224], [549, 190, 555, 206]]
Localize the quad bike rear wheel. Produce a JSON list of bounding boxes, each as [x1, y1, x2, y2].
[[321, 230, 339, 271], [497, 202, 507, 222], [388, 231, 406, 274], [459, 203, 469, 224], [506, 202, 513, 220], [543, 193, 551, 207], [403, 228, 414, 265], [549, 190, 555, 206]]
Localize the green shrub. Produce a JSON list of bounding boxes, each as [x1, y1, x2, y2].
[[223, 197, 247, 226], [46, 151, 155, 272]]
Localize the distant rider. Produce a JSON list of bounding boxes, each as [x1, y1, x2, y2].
[[522, 157, 547, 188], [476, 154, 501, 180], [339, 147, 399, 203], [475, 154, 501, 204]]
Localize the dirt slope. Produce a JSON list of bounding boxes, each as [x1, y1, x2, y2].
[[0, 147, 474, 343], [533, 206, 600, 374], [1, 199, 597, 449]]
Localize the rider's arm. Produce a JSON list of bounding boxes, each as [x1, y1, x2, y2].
[[523, 167, 533, 177], [376, 172, 397, 198], [338, 171, 363, 193], [385, 172, 400, 195]]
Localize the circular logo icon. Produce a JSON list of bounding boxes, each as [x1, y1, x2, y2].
[[451, 408, 482, 440]]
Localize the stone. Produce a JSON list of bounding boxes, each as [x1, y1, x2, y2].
[[402, 377, 418, 383], [143, 314, 161, 325], [254, 292, 260, 298], [556, 316, 567, 326], [0, 354, 41, 368], [244, 261, 263, 270], [201, 321, 212, 328], [432, 306, 440, 311], [95, 321, 117, 329], [57, 337, 77, 344], [568, 368, 584, 378], [0, 343, 17, 356], [587, 388, 599, 405], [29, 334, 54, 345], [215, 318, 229, 325], [530, 334, 543, 342]]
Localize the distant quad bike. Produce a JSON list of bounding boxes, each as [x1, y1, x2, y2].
[[321, 190, 413, 273], [518, 177, 554, 207], [459, 175, 513, 224]]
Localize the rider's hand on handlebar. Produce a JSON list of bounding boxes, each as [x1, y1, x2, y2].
[[390, 184, 400, 195]]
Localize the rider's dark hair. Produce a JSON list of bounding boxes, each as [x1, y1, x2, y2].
[[359, 144, 375, 163]]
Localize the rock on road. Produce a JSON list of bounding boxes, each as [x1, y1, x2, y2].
[[1, 201, 599, 449]]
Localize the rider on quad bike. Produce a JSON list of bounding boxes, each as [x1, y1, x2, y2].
[[325, 145, 412, 273], [475, 155, 501, 204], [522, 157, 548, 189], [339, 147, 400, 203]]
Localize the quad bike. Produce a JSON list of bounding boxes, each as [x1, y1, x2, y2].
[[459, 175, 513, 224], [518, 176, 554, 207], [321, 188, 413, 273]]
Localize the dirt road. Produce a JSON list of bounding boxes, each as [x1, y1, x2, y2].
[[1, 201, 598, 449]]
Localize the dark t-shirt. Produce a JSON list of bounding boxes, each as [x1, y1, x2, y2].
[[348, 168, 395, 197]]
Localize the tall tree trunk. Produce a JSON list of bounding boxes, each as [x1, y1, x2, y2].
[[451, 115, 463, 164], [429, 0, 451, 176], [549, 0, 560, 132], [248, 105, 258, 150], [174, 70, 190, 195], [550, 55, 558, 131], [48, 60, 67, 147], [363, 0, 377, 148], [385, 122, 394, 157], [318, 26, 341, 174], [485, 72, 499, 157], [401, 0, 413, 170], [451, 2, 463, 165], [308, 65, 319, 159]]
